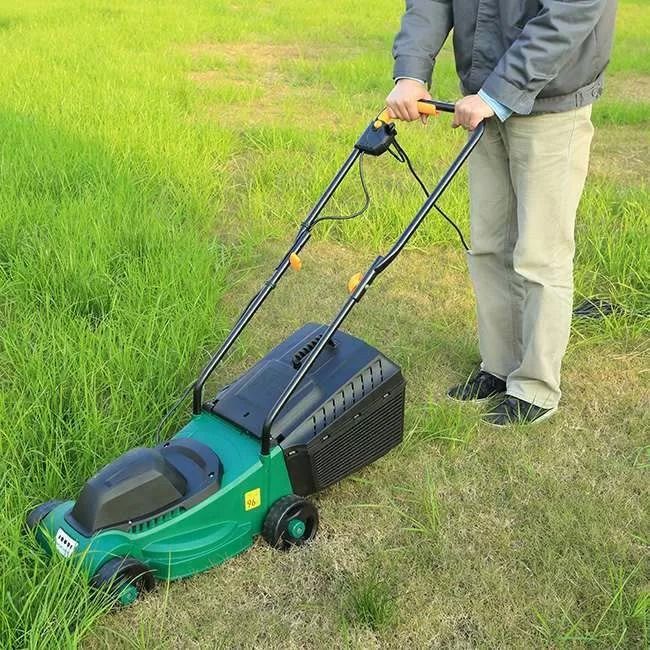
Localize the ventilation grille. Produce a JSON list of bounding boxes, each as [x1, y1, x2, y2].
[[310, 359, 384, 436], [292, 334, 335, 369], [129, 507, 183, 534], [311, 387, 404, 490]]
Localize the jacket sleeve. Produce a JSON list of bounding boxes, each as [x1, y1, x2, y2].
[[481, 0, 609, 115], [392, 0, 453, 87]]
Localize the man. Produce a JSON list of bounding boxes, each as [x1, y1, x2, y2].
[[387, 0, 616, 426]]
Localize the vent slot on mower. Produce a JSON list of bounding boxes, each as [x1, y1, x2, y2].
[[283, 364, 405, 496], [292, 334, 335, 369], [310, 358, 384, 436], [310, 385, 405, 489]]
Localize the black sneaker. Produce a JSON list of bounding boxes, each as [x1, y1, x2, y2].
[[447, 370, 506, 402], [483, 395, 557, 427]]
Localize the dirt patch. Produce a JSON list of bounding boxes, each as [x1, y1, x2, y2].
[[590, 123, 650, 185], [185, 40, 342, 127], [605, 72, 650, 104], [187, 70, 249, 86], [187, 42, 308, 62], [221, 239, 471, 323], [185, 41, 360, 63], [202, 84, 334, 127]]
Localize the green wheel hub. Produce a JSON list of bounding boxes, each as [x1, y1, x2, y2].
[[263, 495, 319, 550], [118, 583, 139, 606], [91, 557, 155, 608], [287, 518, 306, 539]]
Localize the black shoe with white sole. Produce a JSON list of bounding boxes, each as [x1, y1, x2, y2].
[[447, 370, 507, 402], [483, 395, 557, 427]]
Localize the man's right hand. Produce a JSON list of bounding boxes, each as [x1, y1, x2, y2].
[[386, 78, 433, 123]]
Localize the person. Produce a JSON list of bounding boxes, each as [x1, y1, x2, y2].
[[387, 0, 617, 426]]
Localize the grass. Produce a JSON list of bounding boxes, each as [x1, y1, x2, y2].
[[342, 566, 397, 633], [0, 1, 648, 648]]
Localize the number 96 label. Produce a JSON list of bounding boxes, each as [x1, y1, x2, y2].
[[244, 488, 261, 511]]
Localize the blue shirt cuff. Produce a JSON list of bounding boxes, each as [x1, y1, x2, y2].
[[394, 76, 427, 85], [478, 89, 513, 122]]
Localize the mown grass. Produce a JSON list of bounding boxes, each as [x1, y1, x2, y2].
[[1, 1, 648, 648]]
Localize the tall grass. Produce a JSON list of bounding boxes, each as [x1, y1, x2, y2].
[[0, 3, 240, 645]]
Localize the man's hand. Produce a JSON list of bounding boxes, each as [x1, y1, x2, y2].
[[453, 95, 494, 130], [386, 79, 433, 123]]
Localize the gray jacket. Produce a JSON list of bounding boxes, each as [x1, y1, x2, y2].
[[393, 0, 617, 114]]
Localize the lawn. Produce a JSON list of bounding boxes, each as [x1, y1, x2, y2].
[[0, 1, 648, 648]]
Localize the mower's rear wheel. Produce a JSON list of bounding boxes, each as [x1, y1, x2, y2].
[[26, 499, 64, 532], [263, 495, 319, 551], [91, 557, 155, 607]]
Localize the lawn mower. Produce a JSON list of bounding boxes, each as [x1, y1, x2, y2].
[[27, 100, 484, 605]]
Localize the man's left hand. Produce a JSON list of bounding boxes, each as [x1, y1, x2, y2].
[[453, 95, 495, 130]]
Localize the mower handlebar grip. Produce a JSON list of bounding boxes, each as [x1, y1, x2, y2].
[[418, 99, 455, 114], [375, 99, 455, 125]]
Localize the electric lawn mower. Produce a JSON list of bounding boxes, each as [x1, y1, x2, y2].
[[27, 100, 484, 605]]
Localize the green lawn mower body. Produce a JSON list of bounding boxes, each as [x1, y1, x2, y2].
[[27, 101, 484, 605], [29, 324, 406, 604], [32, 414, 292, 585]]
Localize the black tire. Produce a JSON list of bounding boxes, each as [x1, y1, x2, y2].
[[91, 557, 155, 606], [26, 499, 64, 532], [262, 495, 319, 551]]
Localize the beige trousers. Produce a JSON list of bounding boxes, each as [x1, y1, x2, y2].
[[467, 106, 594, 408]]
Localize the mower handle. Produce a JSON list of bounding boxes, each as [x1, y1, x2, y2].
[[192, 100, 484, 456], [259, 115, 485, 452], [375, 99, 455, 124]]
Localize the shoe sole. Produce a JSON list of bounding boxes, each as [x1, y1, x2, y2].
[[484, 406, 558, 428], [446, 392, 506, 405]]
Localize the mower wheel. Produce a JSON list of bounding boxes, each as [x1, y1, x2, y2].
[[26, 499, 64, 532], [91, 557, 155, 606], [263, 495, 319, 551]]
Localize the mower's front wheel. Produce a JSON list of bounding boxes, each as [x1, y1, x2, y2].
[[263, 495, 319, 551], [91, 557, 155, 607], [26, 499, 64, 532]]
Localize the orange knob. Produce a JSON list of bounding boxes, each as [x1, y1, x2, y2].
[[289, 252, 302, 271], [347, 272, 363, 294]]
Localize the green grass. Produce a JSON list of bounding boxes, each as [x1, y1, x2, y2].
[[342, 566, 397, 633], [1, 1, 648, 648]]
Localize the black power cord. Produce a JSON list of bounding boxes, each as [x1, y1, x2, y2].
[[311, 153, 371, 226], [390, 138, 470, 251], [309, 140, 470, 254]]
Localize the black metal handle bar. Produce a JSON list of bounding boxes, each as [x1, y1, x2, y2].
[[192, 147, 361, 413], [192, 104, 456, 412], [260, 117, 485, 454], [375, 121, 484, 272], [420, 99, 456, 113]]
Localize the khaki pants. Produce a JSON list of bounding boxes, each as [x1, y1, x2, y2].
[[467, 106, 594, 408]]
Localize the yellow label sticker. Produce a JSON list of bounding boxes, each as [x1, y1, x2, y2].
[[244, 488, 261, 511]]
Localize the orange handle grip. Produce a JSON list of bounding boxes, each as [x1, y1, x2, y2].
[[375, 101, 439, 126], [416, 101, 440, 116]]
